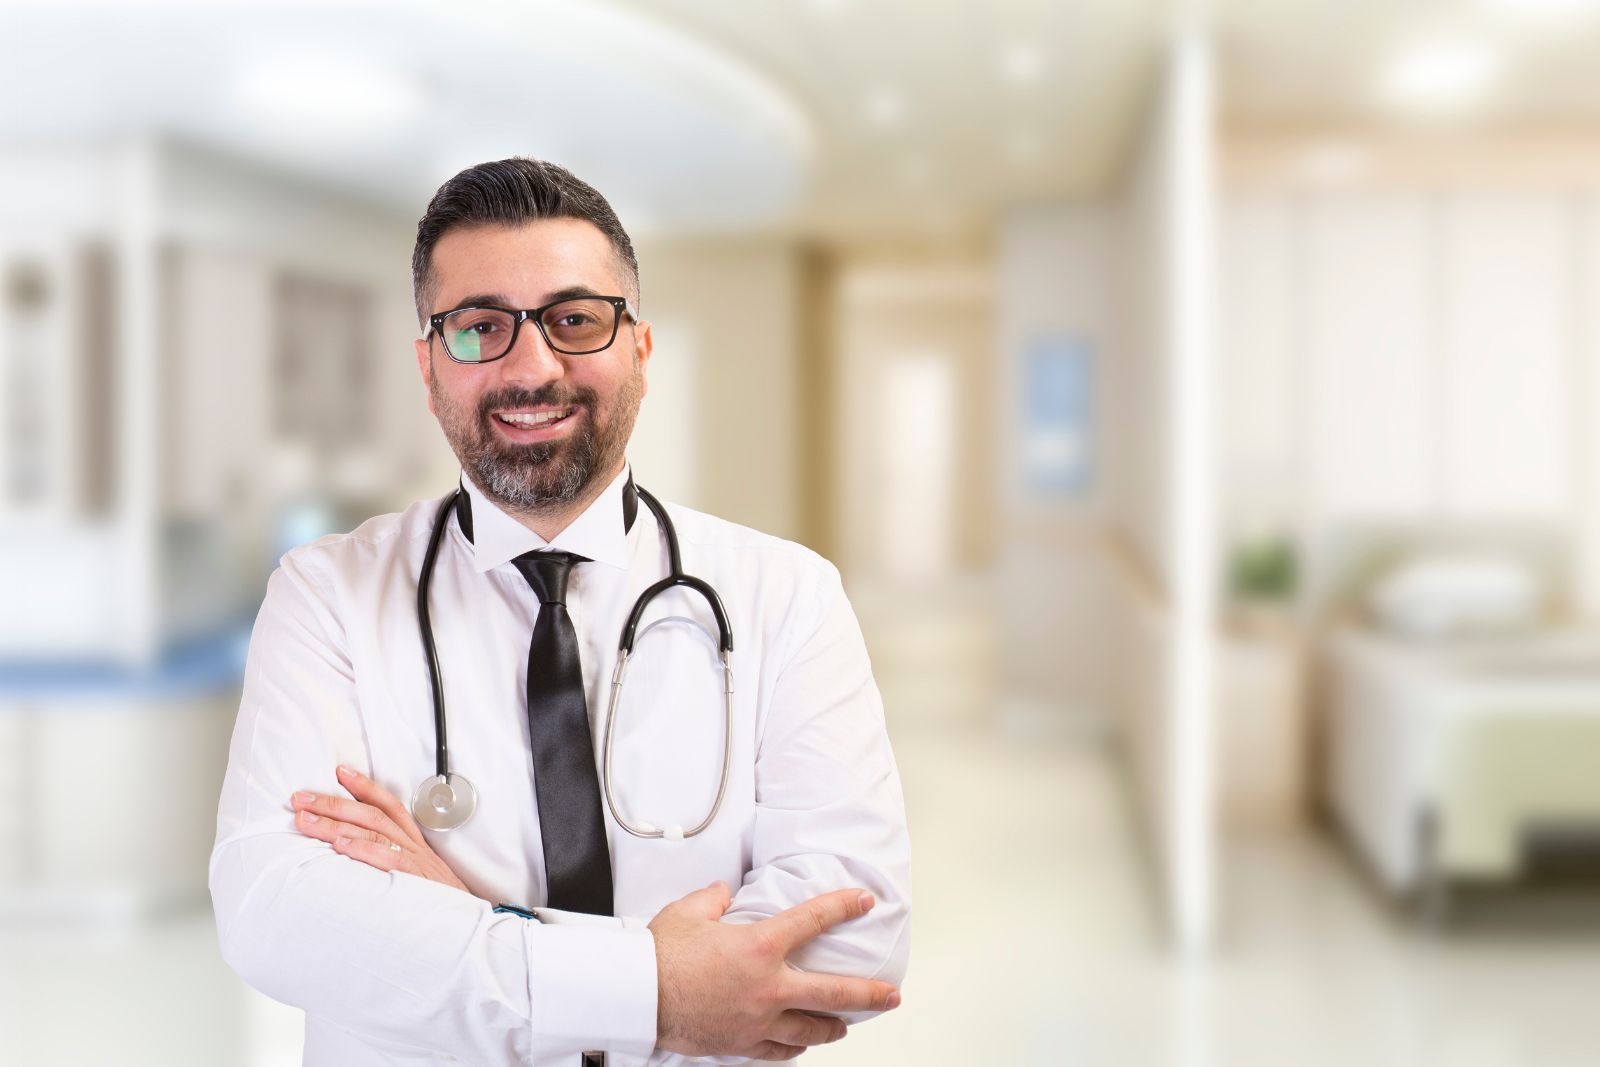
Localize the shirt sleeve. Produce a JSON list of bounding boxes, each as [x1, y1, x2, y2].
[[720, 557, 913, 1024], [208, 553, 658, 1064]]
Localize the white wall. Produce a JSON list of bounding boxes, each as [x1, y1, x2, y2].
[[1216, 192, 1301, 535], [996, 207, 1121, 723], [1220, 181, 1600, 619], [1579, 203, 1600, 618], [633, 239, 803, 542]]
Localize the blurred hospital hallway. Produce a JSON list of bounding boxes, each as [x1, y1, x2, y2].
[[11, 1, 1600, 1064]]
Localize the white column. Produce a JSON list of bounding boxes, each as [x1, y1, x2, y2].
[[113, 137, 162, 666], [1165, 30, 1218, 958]]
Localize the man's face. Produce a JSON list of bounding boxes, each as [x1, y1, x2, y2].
[[414, 218, 651, 514]]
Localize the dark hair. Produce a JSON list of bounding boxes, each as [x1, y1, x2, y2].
[[411, 157, 640, 326]]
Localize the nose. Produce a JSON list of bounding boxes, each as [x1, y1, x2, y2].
[[498, 317, 566, 387]]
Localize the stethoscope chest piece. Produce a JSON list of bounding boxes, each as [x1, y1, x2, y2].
[[411, 771, 478, 831]]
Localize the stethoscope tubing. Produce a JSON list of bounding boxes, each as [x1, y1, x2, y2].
[[603, 621, 734, 840], [414, 482, 735, 838], [419, 491, 461, 780]]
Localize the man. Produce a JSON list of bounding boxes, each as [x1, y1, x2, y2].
[[209, 157, 911, 1067]]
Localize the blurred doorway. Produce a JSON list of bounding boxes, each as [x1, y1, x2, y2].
[[878, 350, 957, 582], [831, 257, 997, 585], [827, 256, 998, 726]]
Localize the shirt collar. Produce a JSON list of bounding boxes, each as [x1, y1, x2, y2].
[[455, 464, 636, 573]]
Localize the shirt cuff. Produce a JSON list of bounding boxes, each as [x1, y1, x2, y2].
[[525, 919, 658, 1058]]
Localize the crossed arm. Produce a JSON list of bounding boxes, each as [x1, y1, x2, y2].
[[288, 764, 898, 1059], [210, 553, 910, 1063]]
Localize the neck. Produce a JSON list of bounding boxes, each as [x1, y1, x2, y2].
[[477, 458, 627, 541]]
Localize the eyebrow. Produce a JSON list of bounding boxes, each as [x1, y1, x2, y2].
[[446, 292, 513, 312], [440, 286, 614, 315]]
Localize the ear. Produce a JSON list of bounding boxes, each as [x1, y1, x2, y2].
[[632, 319, 653, 398], [414, 336, 437, 417]]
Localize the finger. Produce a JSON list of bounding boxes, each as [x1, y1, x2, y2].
[[331, 832, 407, 873], [337, 765, 427, 842], [788, 974, 900, 1016], [294, 809, 383, 847], [768, 1010, 846, 1048], [761, 889, 875, 956], [294, 791, 409, 847]]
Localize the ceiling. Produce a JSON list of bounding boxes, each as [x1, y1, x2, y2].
[[0, 0, 819, 232], [611, 0, 1163, 241], [0, 0, 1164, 243], [2, 0, 1599, 243], [1217, 0, 1600, 130]]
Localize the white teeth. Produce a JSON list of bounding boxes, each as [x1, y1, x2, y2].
[[497, 408, 571, 428]]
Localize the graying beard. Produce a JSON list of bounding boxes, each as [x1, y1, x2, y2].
[[474, 433, 598, 512]]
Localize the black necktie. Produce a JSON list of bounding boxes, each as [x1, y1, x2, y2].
[[510, 550, 614, 916]]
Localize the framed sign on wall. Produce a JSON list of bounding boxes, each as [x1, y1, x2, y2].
[[1022, 336, 1094, 498]]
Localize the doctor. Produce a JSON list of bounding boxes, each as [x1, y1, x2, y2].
[[209, 157, 911, 1067]]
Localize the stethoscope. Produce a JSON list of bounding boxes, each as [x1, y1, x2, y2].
[[412, 482, 734, 840]]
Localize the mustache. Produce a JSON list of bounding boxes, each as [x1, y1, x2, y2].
[[475, 384, 597, 419]]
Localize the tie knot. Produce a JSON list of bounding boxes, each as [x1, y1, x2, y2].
[[512, 550, 589, 605]]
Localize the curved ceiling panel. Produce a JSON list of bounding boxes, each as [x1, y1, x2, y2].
[[0, 0, 816, 230]]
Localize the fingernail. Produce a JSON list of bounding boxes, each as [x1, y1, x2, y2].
[[337, 765, 357, 779], [292, 791, 315, 805], [298, 810, 318, 823], [887, 991, 901, 1010], [857, 892, 875, 912], [335, 836, 350, 848]]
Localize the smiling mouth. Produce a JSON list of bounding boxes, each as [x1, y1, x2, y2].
[[494, 406, 577, 429]]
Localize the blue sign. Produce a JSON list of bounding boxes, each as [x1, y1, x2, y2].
[[1023, 338, 1093, 496]]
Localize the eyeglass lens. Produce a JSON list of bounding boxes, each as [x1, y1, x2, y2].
[[441, 298, 618, 362]]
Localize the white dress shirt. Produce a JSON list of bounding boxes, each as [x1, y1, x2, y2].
[[208, 464, 912, 1066]]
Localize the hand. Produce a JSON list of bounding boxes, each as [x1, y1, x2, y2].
[[649, 882, 901, 1062], [290, 764, 473, 896]]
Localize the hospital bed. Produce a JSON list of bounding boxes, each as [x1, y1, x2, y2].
[[1323, 625, 1600, 903], [1308, 528, 1600, 909]]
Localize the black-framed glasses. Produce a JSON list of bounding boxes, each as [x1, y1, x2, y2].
[[426, 296, 632, 363]]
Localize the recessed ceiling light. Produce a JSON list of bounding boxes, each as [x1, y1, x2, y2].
[[237, 52, 425, 133], [866, 89, 906, 126], [1379, 40, 1503, 111], [1001, 44, 1045, 84]]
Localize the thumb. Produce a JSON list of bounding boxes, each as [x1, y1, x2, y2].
[[682, 879, 732, 919], [651, 881, 733, 931]]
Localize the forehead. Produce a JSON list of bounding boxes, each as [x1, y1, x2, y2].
[[428, 218, 624, 308]]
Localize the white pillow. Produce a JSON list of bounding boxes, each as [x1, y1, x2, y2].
[[1367, 553, 1542, 637]]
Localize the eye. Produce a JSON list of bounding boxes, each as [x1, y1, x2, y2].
[[447, 309, 512, 333]]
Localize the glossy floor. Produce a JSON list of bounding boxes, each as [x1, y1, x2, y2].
[[4, 717, 1599, 1065]]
